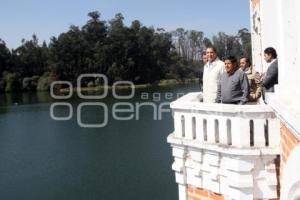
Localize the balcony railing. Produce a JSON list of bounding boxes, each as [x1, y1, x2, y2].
[[167, 92, 281, 200], [169, 92, 280, 150]]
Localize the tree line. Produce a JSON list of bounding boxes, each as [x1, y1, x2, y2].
[[0, 11, 251, 92]]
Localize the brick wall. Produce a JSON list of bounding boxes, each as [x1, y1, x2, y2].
[[279, 122, 300, 199], [280, 123, 300, 169], [188, 186, 224, 200]]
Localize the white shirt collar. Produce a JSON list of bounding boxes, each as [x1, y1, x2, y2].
[[206, 58, 219, 69]]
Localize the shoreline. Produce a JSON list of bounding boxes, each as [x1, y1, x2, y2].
[[59, 78, 199, 93]]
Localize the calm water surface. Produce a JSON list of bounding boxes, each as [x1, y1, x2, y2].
[[0, 84, 199, 200]]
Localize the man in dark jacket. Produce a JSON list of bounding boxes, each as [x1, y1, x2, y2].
[[262, 47, 278, 92], [261, 47, 278, 103], [199, 51, 207, 90]]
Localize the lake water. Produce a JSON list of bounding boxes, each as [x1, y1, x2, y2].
[[0, 84, 200, 200]]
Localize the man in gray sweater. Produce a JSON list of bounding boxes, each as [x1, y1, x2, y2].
[[216, 56, 250, 105]]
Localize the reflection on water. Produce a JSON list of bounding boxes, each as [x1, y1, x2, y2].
[[0, 84, 200, 200], [0, 92, 54, 106]]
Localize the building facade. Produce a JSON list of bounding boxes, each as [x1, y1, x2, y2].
[[167, 0, 300, 199]]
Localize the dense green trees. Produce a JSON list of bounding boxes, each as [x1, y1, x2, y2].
[[0, 39, 11, 75], [12, 35, 49, 77], [0, 11, 252, 92]]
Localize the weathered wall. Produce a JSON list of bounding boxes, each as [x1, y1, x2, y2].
[[280, 123, 300, 200], [250, 0, 280, 73]]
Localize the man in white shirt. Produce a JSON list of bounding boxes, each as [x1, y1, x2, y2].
[[202, 46, 225, 103]]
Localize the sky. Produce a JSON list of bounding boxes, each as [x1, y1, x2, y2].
[[0, 0, 250, 49]]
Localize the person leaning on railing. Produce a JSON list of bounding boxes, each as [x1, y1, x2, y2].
[[216, 56, 250, 105], [239, 57, 262, 102]]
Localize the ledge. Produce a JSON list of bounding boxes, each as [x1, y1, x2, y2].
[[167, 133, 280, 156], [270, 96, 300, 141]]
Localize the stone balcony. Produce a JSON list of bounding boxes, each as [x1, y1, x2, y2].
[[167, 92, 280, 200]]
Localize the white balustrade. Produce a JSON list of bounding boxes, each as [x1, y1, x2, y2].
[[171, 92, 280, 148], [168, 92, 281, 200]]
